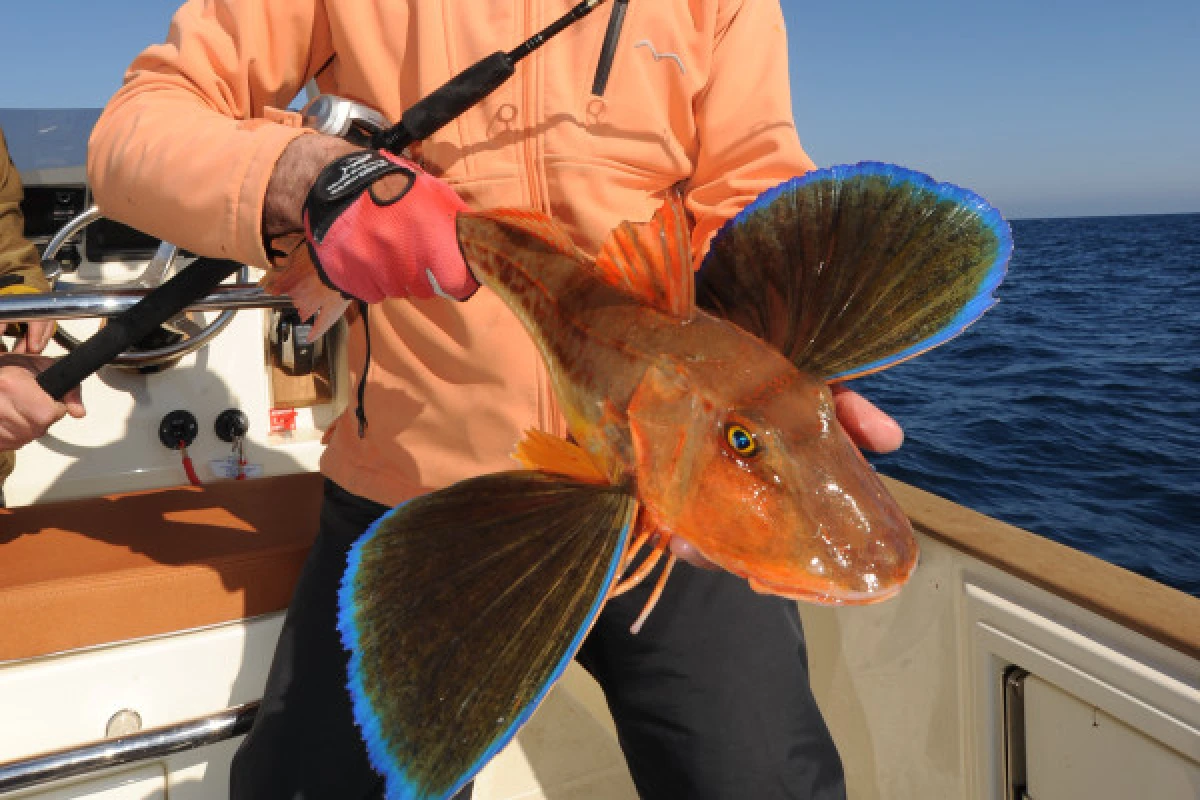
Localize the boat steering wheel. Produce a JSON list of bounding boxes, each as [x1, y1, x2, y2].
[[40, 205, 247, 370]]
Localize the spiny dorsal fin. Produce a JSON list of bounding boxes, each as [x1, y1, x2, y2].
[[594, 193, 695, 319], [512, 429, 609, 484], [461, 208, 582, 259]]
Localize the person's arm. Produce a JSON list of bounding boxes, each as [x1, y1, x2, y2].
[[684, 0, 814, 261], [87, 0, 332, 270], [91, 0, 472, 338], [0, 129, 79, 451], [685, 0, 902, 454], [0, 129, 54, 354]]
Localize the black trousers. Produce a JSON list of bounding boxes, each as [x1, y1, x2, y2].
[[231, 480, 846, 800]]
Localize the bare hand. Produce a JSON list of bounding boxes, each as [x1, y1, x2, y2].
[[0, 354, 85, 450], [831, 384, 904, 454], [263, 133, 359, 240], [10, 320, 56, 355]]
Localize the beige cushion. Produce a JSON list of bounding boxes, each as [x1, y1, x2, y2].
[[0, 472, 323, 661]]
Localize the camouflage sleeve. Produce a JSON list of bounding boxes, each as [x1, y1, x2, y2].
[[0, 128, 51, 295]]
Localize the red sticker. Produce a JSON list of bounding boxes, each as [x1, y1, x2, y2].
[[270, 408, 298, 433]]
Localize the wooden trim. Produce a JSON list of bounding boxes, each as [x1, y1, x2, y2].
[[885, 477, 1200, 660]]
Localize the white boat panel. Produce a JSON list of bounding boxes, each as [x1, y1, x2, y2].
[[799, 530, 969, 800], [965, 580, 1200, 786], [0, 610, 637, 800], [0, 616, 284, 761], [4, 301, 334, 507], [1023, 674, 1200, 799], [799, 510, 1200, 800], [7, 765, 166, 799]]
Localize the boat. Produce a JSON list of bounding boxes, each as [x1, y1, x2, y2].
[[1, 108, 1197, 800]]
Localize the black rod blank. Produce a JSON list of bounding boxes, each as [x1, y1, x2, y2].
[[373, 0, 606, 155]]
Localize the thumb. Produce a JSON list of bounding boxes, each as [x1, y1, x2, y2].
[[29, 320, 57, 354], [59, 385, 86, 418]]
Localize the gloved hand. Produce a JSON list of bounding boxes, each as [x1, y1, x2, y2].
[[303, 150, 479, 303]]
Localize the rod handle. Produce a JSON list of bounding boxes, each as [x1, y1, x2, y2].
[[373, 52, 514, 155], [36, 258, 242, 400]]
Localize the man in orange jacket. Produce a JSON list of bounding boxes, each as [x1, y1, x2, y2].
[[80, 0, 905, 797]]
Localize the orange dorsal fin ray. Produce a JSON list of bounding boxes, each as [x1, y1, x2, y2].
[[594, 193, 695, 319], [512, 429, 609, 484], [462, 208, 582, 259]]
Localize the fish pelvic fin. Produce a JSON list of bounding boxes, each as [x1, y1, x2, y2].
[[338, 472, 636, 800], [512, 429, 609, 484], [695, 162, 1013, 380], [594, 191, 695, 319]]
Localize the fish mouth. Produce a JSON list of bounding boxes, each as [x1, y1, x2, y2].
[[746, 571, 910, 606], [673, 534, 919, 607], [738, 541, 920, 607]]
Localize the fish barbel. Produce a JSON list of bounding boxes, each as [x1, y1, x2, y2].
[[336, 162, 1012, 800]]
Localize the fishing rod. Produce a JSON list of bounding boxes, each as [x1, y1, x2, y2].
[[374, 0, 609, 155], [35, 0, 612, 401]]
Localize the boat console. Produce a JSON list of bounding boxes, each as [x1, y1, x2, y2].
[[0, 109, 340, 506]]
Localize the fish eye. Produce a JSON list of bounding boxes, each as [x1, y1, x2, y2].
[[723, 423, 760, 458]]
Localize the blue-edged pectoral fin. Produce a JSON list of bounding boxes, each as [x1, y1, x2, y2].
[[338, 471, 636, 800], [696, 162, 1013, 381]]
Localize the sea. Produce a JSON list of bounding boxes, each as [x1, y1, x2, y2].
[[851, 212, 1200, 597]]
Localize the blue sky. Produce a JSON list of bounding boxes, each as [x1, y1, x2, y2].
[[1, 0, 1197, 219]]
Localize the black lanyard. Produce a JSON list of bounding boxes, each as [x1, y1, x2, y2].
[[591, 0, 630, 96]]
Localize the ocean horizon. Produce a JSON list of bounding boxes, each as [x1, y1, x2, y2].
[[1009, 211, 1200, 222]]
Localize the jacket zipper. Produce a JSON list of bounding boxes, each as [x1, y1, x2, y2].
[[520, 0, 566, 437]]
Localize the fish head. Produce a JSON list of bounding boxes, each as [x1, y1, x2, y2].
[[629, 358, 918, 606]]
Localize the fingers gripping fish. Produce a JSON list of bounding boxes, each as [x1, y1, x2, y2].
[[336, 162, 1012, 799]]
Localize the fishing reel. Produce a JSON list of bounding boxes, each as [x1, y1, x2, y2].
[[300, 94, 388, 146]]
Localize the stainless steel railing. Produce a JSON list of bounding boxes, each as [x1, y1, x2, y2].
[[0, 702, 258, 793], [0, 285, 292, 323]]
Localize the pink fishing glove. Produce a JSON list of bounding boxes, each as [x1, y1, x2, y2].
[[303, 150, 479, 303]]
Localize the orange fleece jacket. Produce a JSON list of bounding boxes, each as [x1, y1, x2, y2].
[[88, 0, 815, 507]]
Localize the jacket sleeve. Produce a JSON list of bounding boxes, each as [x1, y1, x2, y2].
[[87, 0, 334, 269], [0, 129, 50, 294], [685, 0, 816, 268]]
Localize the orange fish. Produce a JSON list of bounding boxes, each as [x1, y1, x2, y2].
[[333, 162, 1012, 800]]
